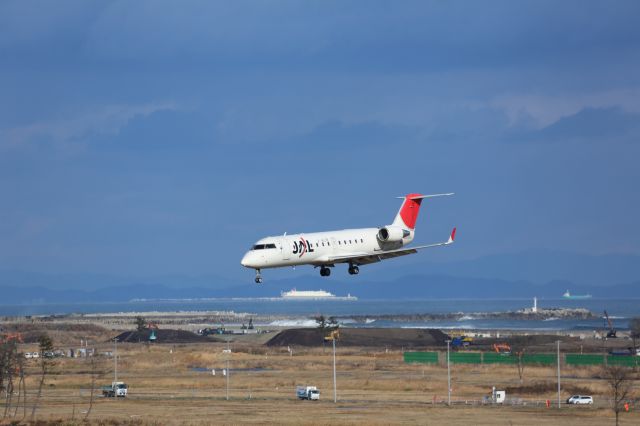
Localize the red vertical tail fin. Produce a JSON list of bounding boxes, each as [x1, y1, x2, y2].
[[392, 193, 454, 230]]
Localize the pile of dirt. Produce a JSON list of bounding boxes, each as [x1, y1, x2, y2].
[[1, 322, 111, 345], [266, 328, 449, 348], [114, 329, 219, 344], [470, 335, 584, 352], [505, 381, 593, 396]]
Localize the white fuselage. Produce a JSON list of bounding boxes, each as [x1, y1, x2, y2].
[[241, 227, 414, 270]]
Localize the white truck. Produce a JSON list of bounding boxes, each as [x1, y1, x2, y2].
[[484, 387, 506, 404], [296, 385, 320, 401], [102, 381, 128, 397]]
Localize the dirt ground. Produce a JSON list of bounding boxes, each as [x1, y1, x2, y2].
[[1, 341, 636, 425], [2, 320, 639, 425]]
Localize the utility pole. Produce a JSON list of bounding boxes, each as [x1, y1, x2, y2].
[[332, 337, 337, 403], [226, 339, 230, 401], [446, 339, 451, 406], [114, 338, 118, 383], [557, 340, 561, 408]]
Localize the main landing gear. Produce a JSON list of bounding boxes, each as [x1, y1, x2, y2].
[[319, 266, 331, 277], [255, 269, 263, 284], [348, 264, 360, 275]]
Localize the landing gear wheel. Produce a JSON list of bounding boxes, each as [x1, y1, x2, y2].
[[348, 265, 359, 275], [255, 269, 263, 284], [320, 266, 331, 277]]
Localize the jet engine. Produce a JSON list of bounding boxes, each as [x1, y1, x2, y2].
[[377, 226, 410, 243]]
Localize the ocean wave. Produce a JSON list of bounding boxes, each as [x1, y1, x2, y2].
[[543, 317, 559, 321], [458, 315, 476, 321], [401, 324, 475, 330], [268, 319, 317, 327]]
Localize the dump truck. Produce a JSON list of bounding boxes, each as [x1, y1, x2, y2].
[[102, 381, 128, 397], [296, 385, 320, 400]]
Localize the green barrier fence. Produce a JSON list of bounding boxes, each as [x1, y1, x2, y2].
[[483, 352, 517, 364], [522, 354, 556, 365], [607, 356, 639, 367], [476, 353, 556, 365], [566, 354, 605, 366], [403, 351, 439, 364], [404, 351, 638, 367], [449, 352, 482, 364]]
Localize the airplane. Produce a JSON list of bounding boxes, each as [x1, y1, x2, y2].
[[240, 193, 456, 283]]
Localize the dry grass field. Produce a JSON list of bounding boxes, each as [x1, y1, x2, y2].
[[3, 326, 638, 425]]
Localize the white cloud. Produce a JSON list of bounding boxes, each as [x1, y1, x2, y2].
[[1, 102, 177, 150], [491, 88, 640, 128]]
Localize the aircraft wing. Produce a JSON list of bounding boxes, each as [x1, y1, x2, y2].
[[326, 228, 456, 266]]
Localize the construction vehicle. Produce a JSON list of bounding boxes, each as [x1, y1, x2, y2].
[[101, 381, 128, 397], [324, 329, 340, 342], [199, 327, 230, 336], [451, 336, 473, 349], [604, 310, 617, 338], [296, 385, 320, 400], [493, 343, 511, 355]]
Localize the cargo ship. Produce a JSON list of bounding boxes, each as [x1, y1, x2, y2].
[[562, 290, 592, 299], [280, 289, 357, 300]]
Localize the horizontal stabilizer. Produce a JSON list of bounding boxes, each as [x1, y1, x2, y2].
[[396, 193, 454, 200]]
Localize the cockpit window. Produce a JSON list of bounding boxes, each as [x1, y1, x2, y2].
[[252, 243, 276, 250]]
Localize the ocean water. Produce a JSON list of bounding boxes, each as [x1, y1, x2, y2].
[[1, 298, 638, 331]]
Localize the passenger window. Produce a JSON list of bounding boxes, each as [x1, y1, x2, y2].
[[349, 240, 352, 244], [322, 242, 324, 246], [361, 239, 363, 243], [338, 241, 341, 245]]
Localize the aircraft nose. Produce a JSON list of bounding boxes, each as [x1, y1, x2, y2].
[[240, 252, 253, 268]]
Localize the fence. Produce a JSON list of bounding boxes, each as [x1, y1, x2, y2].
[[404, 351, 639, 366], [565, 354, 604, 366], [403, 351, 438, 364]]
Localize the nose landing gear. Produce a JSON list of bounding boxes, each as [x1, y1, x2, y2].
[[254, 269, 263, 284], [348, 264, 359, 275]]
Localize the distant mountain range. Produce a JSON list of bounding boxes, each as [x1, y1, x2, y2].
[[1, 250, 639, 304], [373, 249, 640, 286]]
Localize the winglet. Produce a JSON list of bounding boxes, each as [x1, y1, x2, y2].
[[447, 227, 457, 244]]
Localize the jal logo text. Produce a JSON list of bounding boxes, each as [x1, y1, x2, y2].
[[292, 239, 314, 257]]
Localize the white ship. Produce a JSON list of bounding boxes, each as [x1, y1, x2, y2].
[[562, 290, 592, 299], [280, 289, 357, 300]]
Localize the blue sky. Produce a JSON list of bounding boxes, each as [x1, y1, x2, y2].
[[1, 1, 640, 283]]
